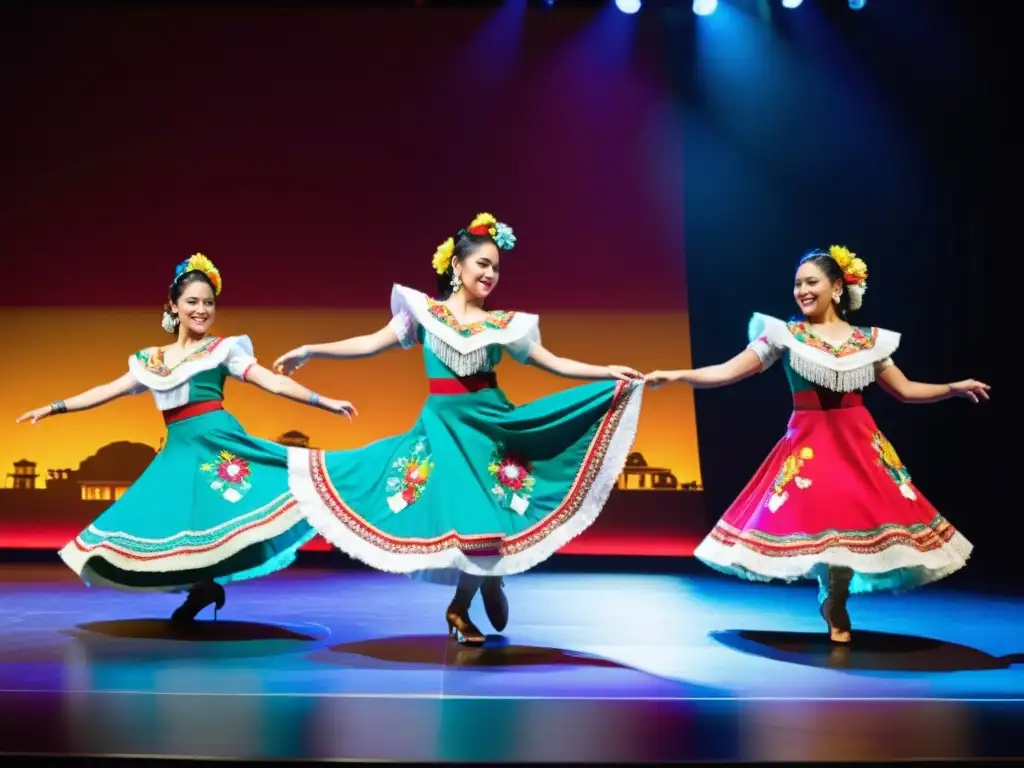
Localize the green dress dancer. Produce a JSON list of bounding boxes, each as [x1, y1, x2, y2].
[[278, 213, 645, 645], [18, 254, 354, 621]]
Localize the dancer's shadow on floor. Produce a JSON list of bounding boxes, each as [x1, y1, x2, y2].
[[313, 634, 630, 672], [712, 629, 1024, 672], [58, 619, 325, 661], [75, 618, 316, 642]]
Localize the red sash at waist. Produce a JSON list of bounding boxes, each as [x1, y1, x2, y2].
[[163, 400, 225, 424], [428, 373, 497, 395], [792, 390, 863, 411]]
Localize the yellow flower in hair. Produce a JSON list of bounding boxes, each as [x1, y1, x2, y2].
[[829, 245, 854, 271], [182, 252, 222, 295], [432, 237, 455, 274], [469, 212, 497, 230], [846, 256, 868, 282]]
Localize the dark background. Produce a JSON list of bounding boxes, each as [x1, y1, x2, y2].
[[673, 0, 1009, 584]]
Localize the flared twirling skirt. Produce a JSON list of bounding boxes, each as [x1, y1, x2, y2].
[[694, 401, 972, 594], [58, 407, 315, 592], [288, 378, 644, 584]]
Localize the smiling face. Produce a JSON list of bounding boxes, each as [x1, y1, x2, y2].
[[793, 260, 843, 320], [453, 240, 501, 301], [169, 276, 217, 337]]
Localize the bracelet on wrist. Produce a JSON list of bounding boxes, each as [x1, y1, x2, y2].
[[51, 400, 67, 415], [310, 393, 321, 407]]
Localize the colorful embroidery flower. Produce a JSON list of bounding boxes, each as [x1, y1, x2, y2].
[[404, 461, 430, 485], [217, 454, 251, 484], [787, 322, 877, 358], [385, 438, 434, 513], [767, 446, 814, 512], [496, 455, 529, 491], [488, 444, 536, 515], [201, 450, 253, 504], [137, 337, 222, 377], [426, 300, 515, 337], [872, 432, 917, 500]]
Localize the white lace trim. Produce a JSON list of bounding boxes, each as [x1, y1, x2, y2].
[[128, 335, 256, 393], [58, 498, 309, 591], [288, 378, 644, 579], [749, 313, 900, 393], [693, 529, 972, 591], [424, 334, 493, 376]]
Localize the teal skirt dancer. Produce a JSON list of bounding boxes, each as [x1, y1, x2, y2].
[[55, 336, 317, 592], [282, 279, 645, 645], [53, 335, 334, 619], [19, 255, 354, 622]]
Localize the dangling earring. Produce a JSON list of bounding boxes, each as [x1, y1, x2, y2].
[[832, 291, 841, 304], [161, 310, 180, 334], [450, 271, 462, 293]]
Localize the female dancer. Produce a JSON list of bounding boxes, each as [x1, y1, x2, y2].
[[646, 246, 987, 643], [273, 212, 644, 645], [16, 254, 356, 621]]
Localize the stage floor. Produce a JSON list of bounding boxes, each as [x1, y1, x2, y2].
[[0, 563, 1022, 762]]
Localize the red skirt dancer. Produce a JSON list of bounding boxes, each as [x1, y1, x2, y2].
[[694, 313, 972, 595]]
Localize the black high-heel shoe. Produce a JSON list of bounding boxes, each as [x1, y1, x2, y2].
[[818, 569, 852, 644], [481, 577, 509, 633], [445, 602, 486, 646], [171, 581, 226, 623]]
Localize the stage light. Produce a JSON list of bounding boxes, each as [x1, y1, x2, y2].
[[849, 0, 866, 8], [693, 0, 718, 15], [782, 0, 803, 8], [615, 0, 641, 13]]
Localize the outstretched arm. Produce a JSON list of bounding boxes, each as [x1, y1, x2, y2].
[[274, 325, 401, 374], [646, 349, 764, 390], [16, 371, 142, 424], [243, 364, 357, 419], [876, 363, 990, 404], [526, 343, 641, 382]]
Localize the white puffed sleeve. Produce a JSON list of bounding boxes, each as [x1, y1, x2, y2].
[[746, 313, 785, 370], [124, 368, 148, 395], [505, 314, 542, 364], [871, 329, 900, 375], [223, 335, 259, 381], [388, 285, 421, 350]]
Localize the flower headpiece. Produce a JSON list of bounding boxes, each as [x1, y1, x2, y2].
[[432, 212, 517, 275], [828, 245, 867, 310], [173, 252, 223, 296]]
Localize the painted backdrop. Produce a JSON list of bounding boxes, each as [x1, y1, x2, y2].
[[0, 6, 704, 554]]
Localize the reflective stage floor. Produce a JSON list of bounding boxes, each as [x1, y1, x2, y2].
[[0, 563, 1022, 762]]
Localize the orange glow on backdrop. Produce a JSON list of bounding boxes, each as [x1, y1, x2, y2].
[[0, 7, 704, 556], [1, 307, 701, 492]]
